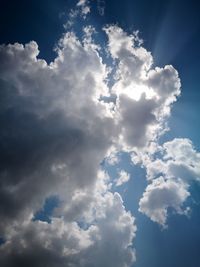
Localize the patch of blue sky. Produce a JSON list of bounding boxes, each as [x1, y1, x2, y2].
[[102, 151, 148, 214], [0, 237, 6, 247], [134, 198, 200, 267], [33, 195, 60, 223]]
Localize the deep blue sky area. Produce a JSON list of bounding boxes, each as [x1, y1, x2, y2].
[[0, 1, 200, 267]]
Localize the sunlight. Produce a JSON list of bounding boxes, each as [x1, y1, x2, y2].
[[123, 83, 156, 101]]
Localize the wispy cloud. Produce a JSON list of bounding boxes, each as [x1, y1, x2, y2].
[[97, 0, 105, 16]]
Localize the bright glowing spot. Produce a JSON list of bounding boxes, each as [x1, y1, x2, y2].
[[123, 84, 156, 101]]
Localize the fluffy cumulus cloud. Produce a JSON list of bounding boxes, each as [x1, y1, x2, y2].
[[0, 24, 137, 267], [138, 138, 200, 226], [0, 174, 136, 267], [0, 34, 116, 232], [139, 177, 190, 226], [104, 25, 181, 149], [1, 1, 199, 265]]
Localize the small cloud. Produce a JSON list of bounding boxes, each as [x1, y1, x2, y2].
[[115, 170, 130, 186], [77, 0, 90, 18], [77, 0, 87, 6], [106, 151, 120, 166], [139, 176, 190, 227]]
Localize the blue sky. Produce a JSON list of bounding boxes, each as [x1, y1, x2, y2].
[[0, 1, 200, 267]]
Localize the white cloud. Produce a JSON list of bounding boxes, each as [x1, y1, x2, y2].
[[104, 25, 181, 149], [0, 176, 136, 267], [77, 0, 87, 6], [146, 65, 181, 104], [64, 1, 90, 29], [139, 176, 190, 226], [115, 170, 130, 186], [105, 149, 120, 166], [138, 138, 200, 226], [76, 0, 90, 17], [145, 138, 200, 182]]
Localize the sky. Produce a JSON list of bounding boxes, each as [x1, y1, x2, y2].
[[0, 0, 200, 267]]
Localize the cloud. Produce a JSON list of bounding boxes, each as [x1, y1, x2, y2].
[[63, 0, 90, 29], [0, 25, 139, 266], [0, 10, 191, 265], [0, 175, 136, 267], [144, 138, 200, 182], [104, 25, 181, 149], [115, 170, 130, 186], [146, 65, 181, 104], [77, 0, 87, 6], [0, 34, 114, 229], [138, 138, 200, 226], [76, 0, 90, 17], [139, 176, 190, 226]]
